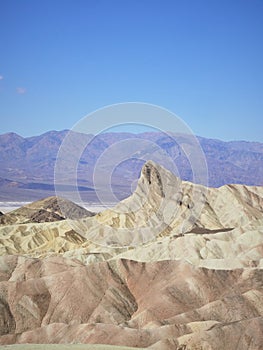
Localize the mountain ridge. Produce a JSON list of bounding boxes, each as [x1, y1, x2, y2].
[[0, 129, 262, 201]]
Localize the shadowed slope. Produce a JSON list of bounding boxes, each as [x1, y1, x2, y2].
[[0, 256, 262, 349], [0, 196, 95, 225]]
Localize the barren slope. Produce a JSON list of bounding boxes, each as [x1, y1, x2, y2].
[[0, 161, 262, 349], [0, 196, 94, 226], [0, 256, 263, 349], [0, 162, 263, 267]]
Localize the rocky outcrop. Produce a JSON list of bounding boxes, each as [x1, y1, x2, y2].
[[93, 161, 263, 245], [0, 196, 94, 225]]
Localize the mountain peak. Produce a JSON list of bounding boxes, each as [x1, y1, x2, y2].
[[0, 132, 24, 142], [140, 160, 166, 197]]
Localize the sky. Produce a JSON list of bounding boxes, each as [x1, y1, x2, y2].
[[0, 0, 263, 142]]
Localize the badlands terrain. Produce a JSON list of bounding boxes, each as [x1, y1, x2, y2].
[[0, 161, 263, 349]]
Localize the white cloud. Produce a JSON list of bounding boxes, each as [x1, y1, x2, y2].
[[16, 87, 27, 94]]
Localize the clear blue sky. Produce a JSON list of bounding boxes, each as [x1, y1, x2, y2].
[[0, 0, 262, 141]]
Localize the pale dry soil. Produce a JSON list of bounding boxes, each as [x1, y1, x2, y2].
[[1, 345, 143, 350]]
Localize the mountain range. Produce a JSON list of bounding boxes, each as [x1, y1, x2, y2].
[[0, 130, 262, 202]]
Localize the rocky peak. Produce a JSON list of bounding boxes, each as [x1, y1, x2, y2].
[[141, 160, 165, 197]]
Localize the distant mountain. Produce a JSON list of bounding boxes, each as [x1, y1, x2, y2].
[[0, 130, 262, 201]]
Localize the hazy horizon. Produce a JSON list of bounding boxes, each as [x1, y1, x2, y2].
[[0, 0, 263, 142]]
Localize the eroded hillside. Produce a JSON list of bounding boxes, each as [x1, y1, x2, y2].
[[0, 161, 262, 349]]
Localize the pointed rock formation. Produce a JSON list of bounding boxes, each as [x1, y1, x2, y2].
[[94, 160, 263, 243]]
